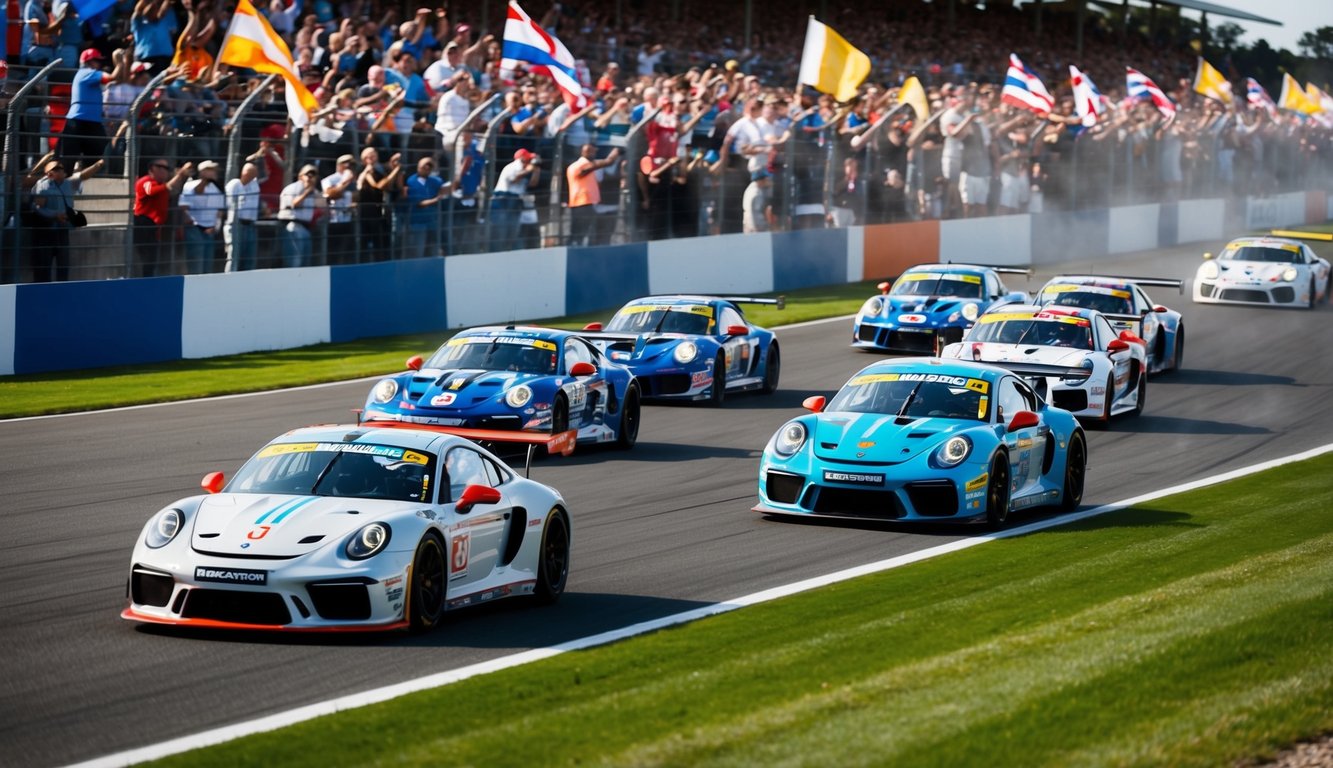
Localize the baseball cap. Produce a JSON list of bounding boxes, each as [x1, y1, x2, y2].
[[197, 160, 220, 172], [130, 61, 150, 74], [337, 154, 356, 165], [725, 59, 739, 71], [79, 49, 105, 65], [514, 148, 536, 161], [750, 168, 770, 181], [299, 163, 319, 176], [455, 23, 471, 36]]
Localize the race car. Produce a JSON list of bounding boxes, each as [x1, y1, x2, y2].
[[361, 326, 640, 450], [852, 263, 1031, 354], [1035, 274, 1185, 373], [1193, 231, 1332, 308], [123, 423, 573, 631], [754, 357, 1086, 528], [941, 304, 1147, 427], [581, 295, 782, 405]]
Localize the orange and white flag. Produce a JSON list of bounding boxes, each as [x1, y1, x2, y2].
[[217, 0, 317, 127]]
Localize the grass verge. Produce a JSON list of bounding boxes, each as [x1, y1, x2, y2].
[[148, 453, 1333, 768]]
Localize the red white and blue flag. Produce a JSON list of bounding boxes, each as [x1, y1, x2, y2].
[[1125, 66, 1176, 118], [1245, 77, 1278, 118], [1069, 65, 1105, 126], [500, 0, 589, 110], [1001, 54, 1054, 115]]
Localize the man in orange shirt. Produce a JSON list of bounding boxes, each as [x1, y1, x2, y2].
[[133, 158, 193, 276], [565, 144, 619, 247]]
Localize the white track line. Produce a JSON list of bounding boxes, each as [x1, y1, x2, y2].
[[70, 440, 1333, 768]]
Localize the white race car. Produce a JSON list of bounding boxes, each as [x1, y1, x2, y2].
[[123, 423, 573, 632], [941, 305, 1148, 427], [1193, 232, 1331, 308]]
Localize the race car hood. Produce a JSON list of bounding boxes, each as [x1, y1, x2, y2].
[[191, 493, 409, 557], [813, 412, 971, 464], [880, 295, 979, 321], [402, 368, 536, 410], [585, 333, 693, 366], [1214, 261, 1295, 283], [958, 343, 1091, 368]]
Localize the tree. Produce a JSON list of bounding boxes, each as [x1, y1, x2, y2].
[[1297, 27, 1333, 60], [1212, 22, 1244, 52]]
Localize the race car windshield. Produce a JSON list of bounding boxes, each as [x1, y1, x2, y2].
[[426, 340, 558, 374], [606, 307, 712, 335], [828, 378, 986, 421], [969, 319, 1092, 349], [229, 445, 437, 502], [1221, 246, 1299, 263], [891, 276, 983, 299], [1044, 290, 1133, 316]]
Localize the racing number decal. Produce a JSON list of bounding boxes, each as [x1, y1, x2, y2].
[[247, 525, 271, 540], [450, 532, 470, 577]]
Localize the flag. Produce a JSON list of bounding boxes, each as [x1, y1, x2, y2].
[[1001, 54, 1054, 115], [1192, 57, 1232, 104], [1245, 78, 1278, 118], [63, 0, 118, 22], [797, 17, 871, 103], [1305, 82, 1333, 115], [217, 0, 317, 127], [897, 76, 929, 122], [1126, 66, 1176, 118], [1069, 65, 1104, 126], [1278, 73, 1321, 115], [500, 0, 588, 111]]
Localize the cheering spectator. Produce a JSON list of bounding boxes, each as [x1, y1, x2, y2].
[[58, 48, 127, 171], [30, 159, 103, 282], [447, 130, 486, 255], [179, 160, 226, 274], [20, 0, 61, 70], [434, 72, 475, 172], [278, 164, 321, 267], [828, 156, 863, 227], [133, 159, 193, 277], [321, 154, 357, 264], [356, 147, 400, 261], [224, 162, 263, 272], [131, 0, 179, 75], [490, 148, 541, 252], [403, 156, 452, 259], [742, 167, 774, 233], [566, 145, 620, 246]]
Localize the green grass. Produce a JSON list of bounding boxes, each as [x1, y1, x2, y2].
[[148, 454, 1333, 768], [0, 281, 877, 419]]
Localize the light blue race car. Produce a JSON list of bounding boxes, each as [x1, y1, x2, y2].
[[754, 358, 1087, 528], [852, 264, 1031, 354]]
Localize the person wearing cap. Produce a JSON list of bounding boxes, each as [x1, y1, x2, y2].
[[57, 47, 126, 170], [134, 158, 193, 276], [566, 144, 620, 247], [278, 164, 322, 268], [742, 166, 773, 234], [179, 160, 226, 274], [423, 39, 464, 93], [434, 71, 474, 172], [322, 154, 357, 264], [30, 157, 104, 281], [490, 148, 541, 252]]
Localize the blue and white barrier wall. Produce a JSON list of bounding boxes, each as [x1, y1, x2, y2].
[[2, 191, 1327, 376]]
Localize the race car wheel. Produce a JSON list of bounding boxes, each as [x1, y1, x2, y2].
[[1131, 365, 1146, 417], [1172, 327, 1184, 372], [1059, 431, 1086, 512], [760, 344, 781, 394], [1306, 278, 1317, 310], [709, 353, 727, 407], [985, 453, 1011, 530], [552, 396, 569, 434], [408, 533, 447, 632], [616, 385, 641, 449], [534, 508, 570, 605]]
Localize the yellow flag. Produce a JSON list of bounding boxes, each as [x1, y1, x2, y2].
[[1305, 82, 1333, 113], [1279, 74, 1321, 115], [797, 18, 871, 103], [898, 76, 929, 122], [217, 0, 318, 127], [1192, 57, 1232, 104]]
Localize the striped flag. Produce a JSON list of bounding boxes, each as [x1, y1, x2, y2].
[[1192, 57, 1232, 105], [217, 0, 317, 127], [797, 17, 871, 103], [1125, 66, 1176, 118], [500, 0, 588, 111], [1245, 78, 1278, 118], [1069, 65, 1104, 126], [1001, 54, 1054, 115]]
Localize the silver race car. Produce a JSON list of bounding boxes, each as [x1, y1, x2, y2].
[[1194, 231, 1331, 309]]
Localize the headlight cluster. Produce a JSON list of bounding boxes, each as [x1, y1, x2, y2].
[[372, 379, 398, 403], [961, 303, 979, 321], [1280, 267, 1298, 283], [933, 435, 972, 467], [772, 421, 807, 457], [674, 342, 698, 364], [861, 297, 885, 317], [145, 508, 183, 549], [1199, 262, 1219, 280], [346, 523, 391, 560], [1065, 357, 1095, 384], [505, 384, 533, 408]]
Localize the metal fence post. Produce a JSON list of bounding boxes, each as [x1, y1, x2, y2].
[[3, 59, 63, 284]]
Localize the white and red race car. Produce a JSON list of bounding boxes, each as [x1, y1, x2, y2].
[[941, 305, 1148, 428], [1194, 232, 1331, 309]]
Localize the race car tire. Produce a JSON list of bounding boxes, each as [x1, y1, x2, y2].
[[408, 532, 447, 632], [1306, 278, 1317, 310], [709, 353, 727, 407], [1132, 365, 1146, 417], [1172, 327, 1184, 372], [1059, 431, 1086, 513], [616, 385, 641, 449], [985, 453, 1011, 530], [760, 344, 781, 394], [552, 396, 569, 435], [534, 508, 570, 605]]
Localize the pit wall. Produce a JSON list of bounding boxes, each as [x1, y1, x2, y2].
[[2, 192, 1327, 376]]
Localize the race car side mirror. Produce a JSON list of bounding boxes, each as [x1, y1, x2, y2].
[[1202, 252, 1214, 260], [583, 322, 603, 331], [569, 361, 597, 376], [456, 484, 502, 514], [406, 355, 424, 371], [201, 472, 225, 494], [877, 281, 890, 295], [1107, 339, 1131, 353], [1153, 305, 1168, 313], [802, 395, 826, 413], [725, 324, 748, 337], [1006, 410, 1039, 432]]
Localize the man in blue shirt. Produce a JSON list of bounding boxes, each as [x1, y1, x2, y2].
[[131, 0, 178, 74], [58, 48, 126, 170], [404, 156, 459, 260], [447, 131, 485, 255]]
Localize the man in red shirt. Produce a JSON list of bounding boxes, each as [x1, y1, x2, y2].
[[133, 158, 193, 276]]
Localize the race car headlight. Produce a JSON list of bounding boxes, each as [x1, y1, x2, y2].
[[345, 522, 391, 560], [372, 379, 398, 404], [1199, 261, 1219, 281], [145, 508, 183, 549], [772, 421, 807, 457], [933, 435, 972, 467], [861, 297, 884, 317], [674, 342, 698, 364], [961, 302, 979, 322], [1280, 267, 1298, 283], [505, 384, 533, 408], [1065, 358, 1096, 384]]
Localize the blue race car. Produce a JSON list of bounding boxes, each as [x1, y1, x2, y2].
[[361, 326, 641, 450], [1035, 274, 1185, 374], [582, 295, 783, 406], [852, 264, 1030, 354], [754, 358, 1086, 528]]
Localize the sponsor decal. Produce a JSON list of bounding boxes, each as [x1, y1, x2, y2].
[[822, 470, 886, 486], [383, 576, 403, 588], [611, 351, 630, 361], [450, 532, 470, 578], [528, 518, 542, 527], [385, 587, 403, 603], [247, 525, 271, 540], [448, 335, 557, 350], [850, 372, 990, 394], [621, 303, 713, 317], [964, 473, 989, 493], [257, 442, 320, 458], [899, 272, 982, 284], [898, 314, 927, 324], [449, 379, 465, 390], [691, 371, 712, 388], [1015, 437, 1034, 449], [857, 441, 876, 449], [431, 393, 457, 406], [195, 567, 268, 585], [977, 395, 989, 420]]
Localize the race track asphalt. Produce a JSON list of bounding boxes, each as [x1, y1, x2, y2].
[[2, 241, 1331, 767]]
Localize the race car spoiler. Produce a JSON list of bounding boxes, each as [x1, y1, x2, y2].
[[356, 420, 576, 476], [1270, 229, 1333, 242], [944, 263, 1034, 277], [979, 360, 1094, 383], [1049, 275, 1184, 294], [653, 294, 786, 309]]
